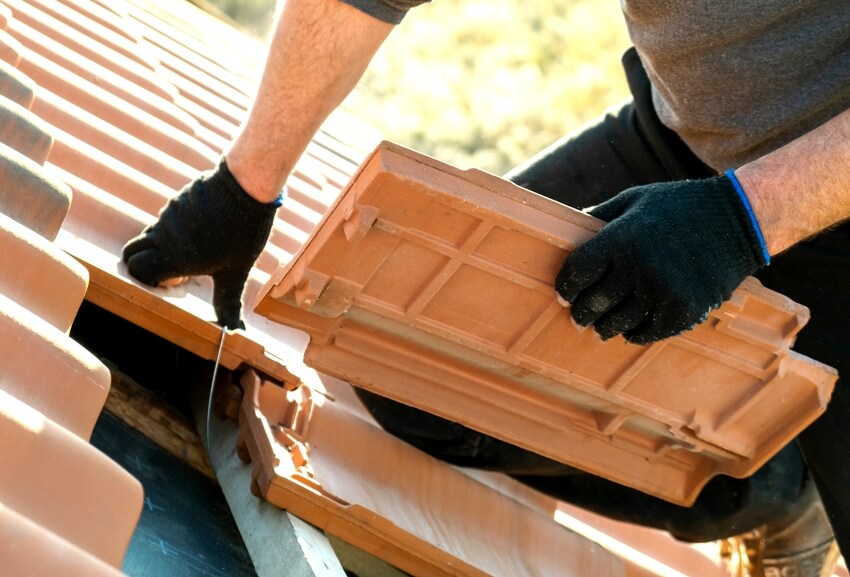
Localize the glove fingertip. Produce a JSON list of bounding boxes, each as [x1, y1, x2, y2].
[[212, 269, 250, 331], [595, 325, 619, 341], [125, 247, 189, 290], [125, 249, 162, 287], [587, 194, 627, 222], [214, 305, 245, 330], [121, 233, 156, 264], [556, 247, 606, 303]]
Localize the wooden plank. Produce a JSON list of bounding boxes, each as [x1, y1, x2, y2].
[[103, 361, 214, 478]]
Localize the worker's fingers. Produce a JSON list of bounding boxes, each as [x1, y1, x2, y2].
[[555, 243, 610, 303], [624, 299, 709, 345], [593, 294, 651, 341], [586, 187, 638, 223], [121, 231, 156, 264], [569, 271, 631, 327], [212, 267, 248, 330], [124, 247, 186, 287]]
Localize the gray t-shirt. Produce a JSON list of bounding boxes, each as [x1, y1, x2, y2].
[[623, 0, 850, 169], [344, 0, 850, 169]]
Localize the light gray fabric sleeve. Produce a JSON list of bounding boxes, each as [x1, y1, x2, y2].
[[339, 0, 430, 24]]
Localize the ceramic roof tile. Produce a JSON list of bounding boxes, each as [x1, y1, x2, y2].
[[0, 210, 88, 331], [1, 2, 176, 104], [0, 503, 126, 576], [121, 0, 263, 86], [35, 89, 205, 185], [0, 141, 70, 239], [54, 0, 142, 45], [0, 284, 109, 440], [0, 59, 34, 107], [0, 44, 141, 572], [235, 368, 624, 577], [0, 389, 143, 567], [254, 142, 838, 506], [0, 95, 51, 163], [2, 0, 160, 84]]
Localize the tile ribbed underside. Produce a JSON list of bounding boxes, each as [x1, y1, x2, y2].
[[255, 142, 837, 506]]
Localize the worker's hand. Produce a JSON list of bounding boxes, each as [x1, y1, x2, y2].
[[556, 172, 770, 344], [122, 159, 280, 330]]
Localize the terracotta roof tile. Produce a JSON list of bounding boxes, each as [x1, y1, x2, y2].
[[236, 368, 624, 577], [0, 141, 70, 239], [0, 211, 87, 331], [0, 58, 34, 107], [0, 389, 142, 566], [0, 291, 110, 439], [0, 43, 141, 572], [0, 503, 126, 576], [254, 142, 837, 506], [0, 95, 51, 163]]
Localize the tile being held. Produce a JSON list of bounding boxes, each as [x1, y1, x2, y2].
[[255, 142, 838, 506]]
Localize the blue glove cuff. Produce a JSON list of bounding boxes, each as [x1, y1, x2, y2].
[[725, 169, 771, 266], [270, 186, 287, 208]]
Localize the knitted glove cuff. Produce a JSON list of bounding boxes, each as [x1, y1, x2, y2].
[[206, 159, 282, 250]]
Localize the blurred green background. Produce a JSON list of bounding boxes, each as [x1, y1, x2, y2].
[[199, 0, 632, 176]]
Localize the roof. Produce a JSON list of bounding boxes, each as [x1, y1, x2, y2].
[[0, 0, 845, 576]]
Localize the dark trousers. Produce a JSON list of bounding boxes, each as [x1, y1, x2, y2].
[[356, 49, 850, 549]]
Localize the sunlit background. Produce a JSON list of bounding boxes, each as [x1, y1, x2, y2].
[[197, 0, 632, 176]]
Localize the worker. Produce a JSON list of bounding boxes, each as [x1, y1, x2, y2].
[[122, 1, 850, 575]]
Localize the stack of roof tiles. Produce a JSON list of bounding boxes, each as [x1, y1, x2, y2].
[[2, 1, 845, 576]]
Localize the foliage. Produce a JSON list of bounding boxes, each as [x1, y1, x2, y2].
[[201, 0, 276, 37], [204, 0, 632, 175]]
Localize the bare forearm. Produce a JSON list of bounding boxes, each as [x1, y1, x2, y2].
[[226, 0, 394, 202], [736, 108, 850, 255]]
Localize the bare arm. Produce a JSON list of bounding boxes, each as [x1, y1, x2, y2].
[[737, 109, 850, 256], [226, 0, 395, 202]]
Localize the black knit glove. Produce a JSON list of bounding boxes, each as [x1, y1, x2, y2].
[[122, 159, 280, 329], [556, 171, 770, 344]]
